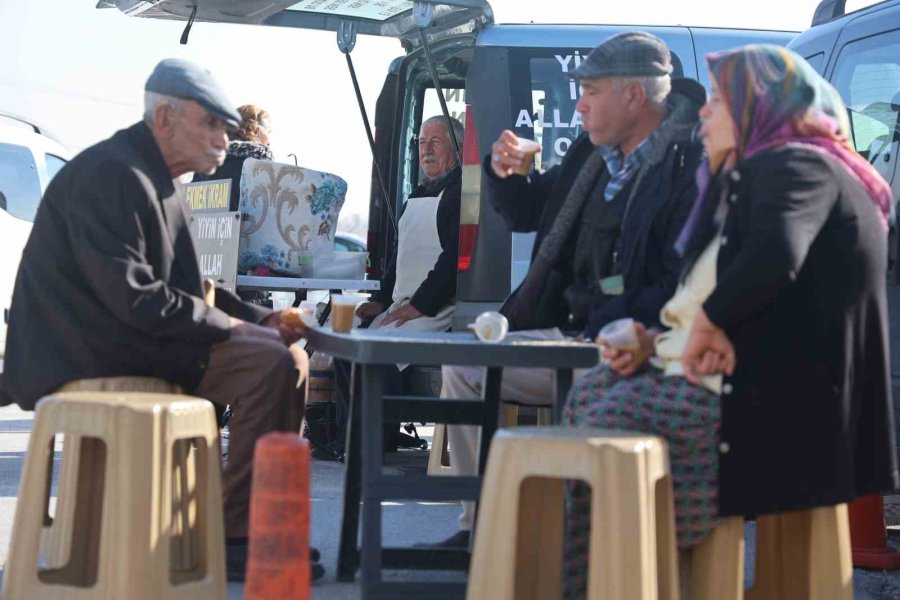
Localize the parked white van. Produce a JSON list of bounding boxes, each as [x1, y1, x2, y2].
[[0, 112, 70, 359]]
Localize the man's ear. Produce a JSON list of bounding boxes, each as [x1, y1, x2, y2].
[[626, 82, 647, 110], [153, 103, 174, 137]]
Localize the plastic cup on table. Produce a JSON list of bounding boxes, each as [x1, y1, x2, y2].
[[471, 311, 509, 343], [331, 294, 363, 333]]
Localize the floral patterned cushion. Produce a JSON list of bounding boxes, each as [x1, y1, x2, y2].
[[237, 159, 348, 276]]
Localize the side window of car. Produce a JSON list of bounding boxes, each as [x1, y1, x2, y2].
[[0, 143, 42, 221], [45, 154, 67, 183], [831, 31, 900, 185]]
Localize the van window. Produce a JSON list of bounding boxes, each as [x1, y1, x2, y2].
[[0, 143, 42, 221], [45, 154, 66, 183], [831, 31, 900, 183]]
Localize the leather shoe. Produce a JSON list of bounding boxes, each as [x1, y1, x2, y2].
[[226, 541, 325, 583], [413, 529, 470, 549], [311, 441, 345, 463]]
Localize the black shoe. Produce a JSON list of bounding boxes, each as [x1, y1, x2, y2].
[[226, 541, 325, 583], [413, 530, 470, 549], [311, 441, 345, 462]]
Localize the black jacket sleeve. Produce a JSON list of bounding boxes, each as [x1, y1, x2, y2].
[[704, 151, 838, 331], [483, 154, 561, 233], [214, 287, 272, 323], [409, 176, 462, 316], [67, 162, 232, 343]]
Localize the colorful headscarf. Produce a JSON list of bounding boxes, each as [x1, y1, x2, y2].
[[676, 44, 891, 255]]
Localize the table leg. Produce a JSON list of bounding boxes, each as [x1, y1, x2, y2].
[[477, 367, 502, 477], [360, 364, 385, 596], [554, 368, 574, 424], [337, 364, 362, 582]]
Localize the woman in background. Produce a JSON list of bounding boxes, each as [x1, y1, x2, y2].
[[194, 103, 273, 211]]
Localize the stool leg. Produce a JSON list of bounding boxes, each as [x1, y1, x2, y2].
[[654, 475, 680, 600], [515, 476, 565, 600], [747, 506, 852, 600], [502, 404, 519, 428], [690, 517, 745, 600], [40, 433, 78, 570], [427, 424, 450, 476], [38, 436, 107, 587], [466, 438, 525, 600], [588, 449, 658, 600]]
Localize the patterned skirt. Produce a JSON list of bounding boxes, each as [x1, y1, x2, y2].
[[562, 364, 721, 600]]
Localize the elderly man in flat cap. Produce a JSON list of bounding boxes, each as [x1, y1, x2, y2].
[[429, 32, 708, 549], [1, 58, 321, 582]]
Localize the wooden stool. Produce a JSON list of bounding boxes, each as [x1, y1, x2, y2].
[[427, 403, 553, 477], [2, 390, 226, 600], [686, 505, 852, 600], [466, 426, 679, 600]]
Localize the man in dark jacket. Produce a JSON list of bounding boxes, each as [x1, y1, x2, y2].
[[1, 59, 316, 581], [431, 32, 705, 548]]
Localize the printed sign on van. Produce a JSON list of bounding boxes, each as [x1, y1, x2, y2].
[[514, 51, 589, 167], [189, 211, 240, 293]]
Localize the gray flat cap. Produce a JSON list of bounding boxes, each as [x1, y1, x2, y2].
[[573, 32, 673, 80], [145, 58, 240, 126]]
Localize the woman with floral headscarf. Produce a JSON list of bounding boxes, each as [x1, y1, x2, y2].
[[560, 44, 898, 598]]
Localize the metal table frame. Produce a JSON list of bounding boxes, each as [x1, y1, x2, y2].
[[306, 329, 599, 600], [236, 275, 380, 292]]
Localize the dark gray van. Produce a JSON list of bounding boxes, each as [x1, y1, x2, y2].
[[98, 1, 794, 330], [789, 0, 900, 440]]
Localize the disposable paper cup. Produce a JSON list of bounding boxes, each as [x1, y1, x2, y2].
[[513, 137, 541, 176], [597, 317, 640, 351], [331, 294, 363, 333], [298, 301, 319, 328], [474, 311, 509, 344]]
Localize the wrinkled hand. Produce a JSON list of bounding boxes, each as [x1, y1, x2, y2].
[[682, 309, 736, 385], [356, 301, 385, 321], [381, 303, 423, 328], [597, 322, 658, 377], [229, 317, 284, 344], [490, 130, 540, 179], [262, 311, 308, 346]]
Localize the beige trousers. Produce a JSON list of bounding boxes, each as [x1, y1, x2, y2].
[[196, 336, 308, 538], [441, 328, 586, 530]]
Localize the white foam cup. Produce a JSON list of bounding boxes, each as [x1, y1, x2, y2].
[[474, 311, 509, 343]]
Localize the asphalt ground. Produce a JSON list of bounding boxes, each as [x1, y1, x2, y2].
[[0, 405, 897, 599]]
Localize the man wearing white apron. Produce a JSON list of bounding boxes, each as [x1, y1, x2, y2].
[[318, 116, 463, 462]]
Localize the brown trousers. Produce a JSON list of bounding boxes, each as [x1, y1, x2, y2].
[[196, 336, 308, 538]]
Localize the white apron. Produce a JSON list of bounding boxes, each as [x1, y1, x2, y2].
[[371, 190, 455, 368]]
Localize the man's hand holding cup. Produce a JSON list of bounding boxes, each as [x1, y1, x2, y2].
[[490, 130, 541, 179]]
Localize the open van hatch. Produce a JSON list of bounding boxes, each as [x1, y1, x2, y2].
[[96, 0, 492, 47], [99, 0, 491, 285]]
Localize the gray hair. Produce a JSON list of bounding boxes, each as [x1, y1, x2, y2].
[[420, 115, 465, 147], [613, 75, 671, 108], [143, 91, 185, 125]]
